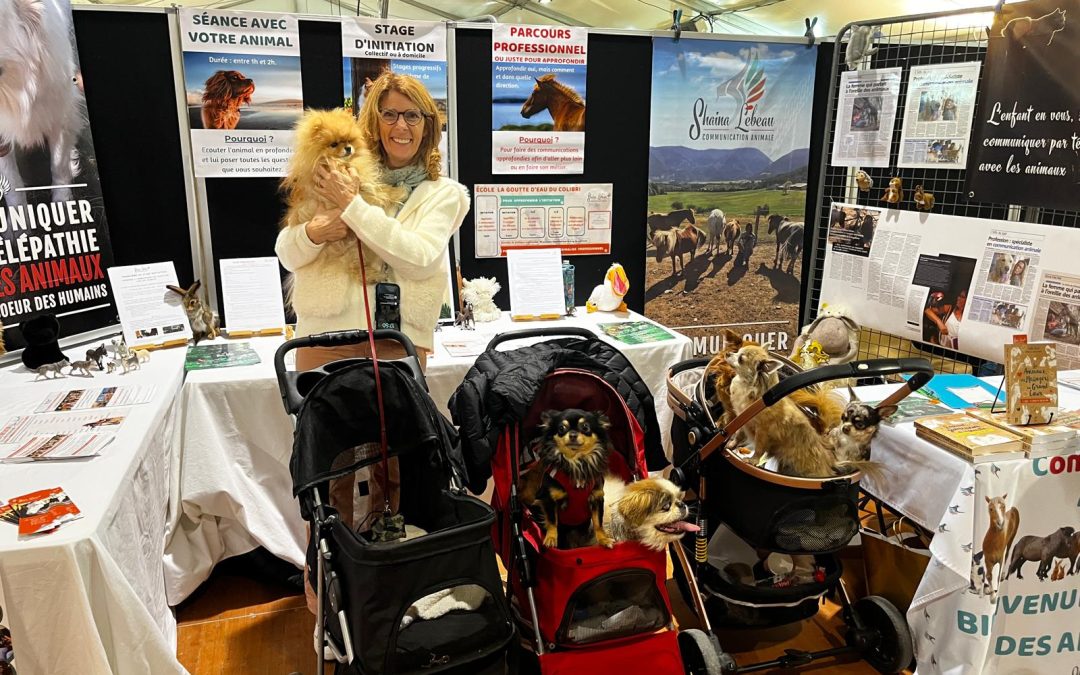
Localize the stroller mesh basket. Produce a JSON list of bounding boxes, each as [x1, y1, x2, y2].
[[277, 331, 514, 675]]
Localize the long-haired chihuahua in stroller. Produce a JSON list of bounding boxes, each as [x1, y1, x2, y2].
[[520, 409, 614, 549]]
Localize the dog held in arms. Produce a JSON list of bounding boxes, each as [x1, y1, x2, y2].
[[520, 409, 614, 549], [279, 109, 406, 313], [0, 0, 85, 206]]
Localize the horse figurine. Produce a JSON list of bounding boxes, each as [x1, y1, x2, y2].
[[982, 494, 1020, 599], [521, 74, 585, 132]]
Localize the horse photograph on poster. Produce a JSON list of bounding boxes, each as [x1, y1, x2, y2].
[[645, 40, 817, 355]]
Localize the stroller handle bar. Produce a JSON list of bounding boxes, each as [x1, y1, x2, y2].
[[485, 326, 597, 351], [273, 329, 419, 414], [698, 357, 934, 463]]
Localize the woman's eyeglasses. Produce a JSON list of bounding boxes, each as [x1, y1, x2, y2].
[[379, 108, 426, 126]]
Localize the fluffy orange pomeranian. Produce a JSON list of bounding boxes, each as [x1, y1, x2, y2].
[[280, 109, 405, 300]]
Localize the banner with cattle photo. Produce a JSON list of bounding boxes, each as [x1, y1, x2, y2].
[[646, 39, 817, 356], [908, 454, 1080, 672], [0, 0, 115, 336], [491, 24, 587, 174], [342, 17, 449, 176], [180, 9, 303, 177]]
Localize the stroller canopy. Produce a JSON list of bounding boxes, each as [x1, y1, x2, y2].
[[450, 336, 667, 493], [290, 360, 465, 504]]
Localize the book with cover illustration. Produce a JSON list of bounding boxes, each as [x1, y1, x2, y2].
[[1003, 341, 1058, 425], [965, 407, 1077, 457], [872, 397, 953, 426], [184, 342, 262, 371], [914, 413, 1025, 463], [7, 487, 83, 536], [598, 321, 674, 345], [909, 373, 1006, 409]]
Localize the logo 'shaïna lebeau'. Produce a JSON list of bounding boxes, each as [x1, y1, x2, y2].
[[717, 48, 766, 132], [688, 48, 775, 139]]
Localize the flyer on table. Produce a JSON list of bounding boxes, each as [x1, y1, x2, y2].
[[492, 24, 588, 174], [180, 9, 303, 177], [473, 184, 612, 258], [342, 17, 449, 175], [0, 0, 115, 328]]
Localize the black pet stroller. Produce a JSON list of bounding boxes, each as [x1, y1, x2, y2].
[[666, 354, 934, 673], [274, 329, 515, 675]]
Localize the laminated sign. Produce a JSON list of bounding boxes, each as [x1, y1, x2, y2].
[[491, 25, 588, 174], [180, 9, 304, 177]]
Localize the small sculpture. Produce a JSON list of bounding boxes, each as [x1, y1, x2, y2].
[[111, 337, 131, 360], [845, 25, 882, 70], [35, 360, 69, 380], [455, 301, 475, 330], [86, 344, 108, 369], [913, 185, 935, 211], [881, 177, 903, 204], [68, 359, 95, 377], [460, 277, 502, 323], [119, 352, 141, 374], [804, 17, 818, 47], [586, 263, 630, 313], [166, 280, 221, 345], [106, 361, 119, 374], [855, 170, 873, 193]]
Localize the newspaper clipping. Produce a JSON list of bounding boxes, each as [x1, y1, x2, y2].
[[1033, 271, 1080, 369], [898, 62, 981, 169], [831, 68, 902, 168], [967, 229, 1042, 331]]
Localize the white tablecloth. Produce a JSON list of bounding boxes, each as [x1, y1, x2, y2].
[[857, 378, 1080, 674], [0, 349, 187, 675], [163, 310, 692, 604]]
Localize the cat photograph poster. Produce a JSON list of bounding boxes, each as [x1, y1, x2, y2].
[[0, 0, 115, 331], [967, 0, 1080, 209]]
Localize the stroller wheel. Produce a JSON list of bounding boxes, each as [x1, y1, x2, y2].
[[848, 596, 914, 674], [678, 628, 736, 674]]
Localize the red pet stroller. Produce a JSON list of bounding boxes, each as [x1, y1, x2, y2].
[[474, 329, 730, 675]]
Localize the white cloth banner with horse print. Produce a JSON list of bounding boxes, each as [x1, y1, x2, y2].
[[341, 17, 449, 175], [645, 38, 818, 357], [472, 183, 612, 258], [906, 447, 1080, 673], [491, 24, 587, 174]]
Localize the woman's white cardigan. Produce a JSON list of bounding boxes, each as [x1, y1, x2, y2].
[[275, 177, 469, 351]]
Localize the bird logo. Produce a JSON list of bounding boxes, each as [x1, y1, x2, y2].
[[715, 48, 766, 132]]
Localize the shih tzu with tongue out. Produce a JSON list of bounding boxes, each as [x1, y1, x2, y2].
[[603, 477, 700, 551]]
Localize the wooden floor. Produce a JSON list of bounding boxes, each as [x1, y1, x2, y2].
[[176, 553, 907, 675]]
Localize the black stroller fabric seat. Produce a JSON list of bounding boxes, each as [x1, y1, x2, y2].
[[290, 358, 513, 674], [450, 336, 668, 493]]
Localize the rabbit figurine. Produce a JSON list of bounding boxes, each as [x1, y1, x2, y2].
[[166, 280, 220, 345]]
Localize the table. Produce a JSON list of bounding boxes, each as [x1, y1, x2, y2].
[[163, 310, 692, 604], [0, 348, 188, 675], [857, 378, 1080, 674]]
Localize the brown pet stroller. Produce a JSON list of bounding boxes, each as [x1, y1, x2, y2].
[[666, 355, 934, 673]]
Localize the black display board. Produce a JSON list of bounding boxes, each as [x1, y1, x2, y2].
[[1, 10, 195, 351], [454, 28, 653, 313]]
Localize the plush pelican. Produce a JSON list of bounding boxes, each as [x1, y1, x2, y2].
[[586, 263, 630, 313]]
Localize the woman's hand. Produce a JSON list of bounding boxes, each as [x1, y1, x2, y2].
[[314, 162, 359, 211], [304, 209, 349, 245]]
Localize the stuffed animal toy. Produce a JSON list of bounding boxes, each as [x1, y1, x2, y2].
[[586, 263, 630, 313], [913, 185, 935, 211], [790, 307, 860, 370], [855, 170, 873, 193], [460, 277, 501, 323], [166, 281, 220, 345], [881, 177, 903, 205], [845, 25, 882, 69], [20, 314, 68, 370]]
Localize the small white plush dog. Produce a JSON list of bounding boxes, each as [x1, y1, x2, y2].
[[460, 277, 501, 323]]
